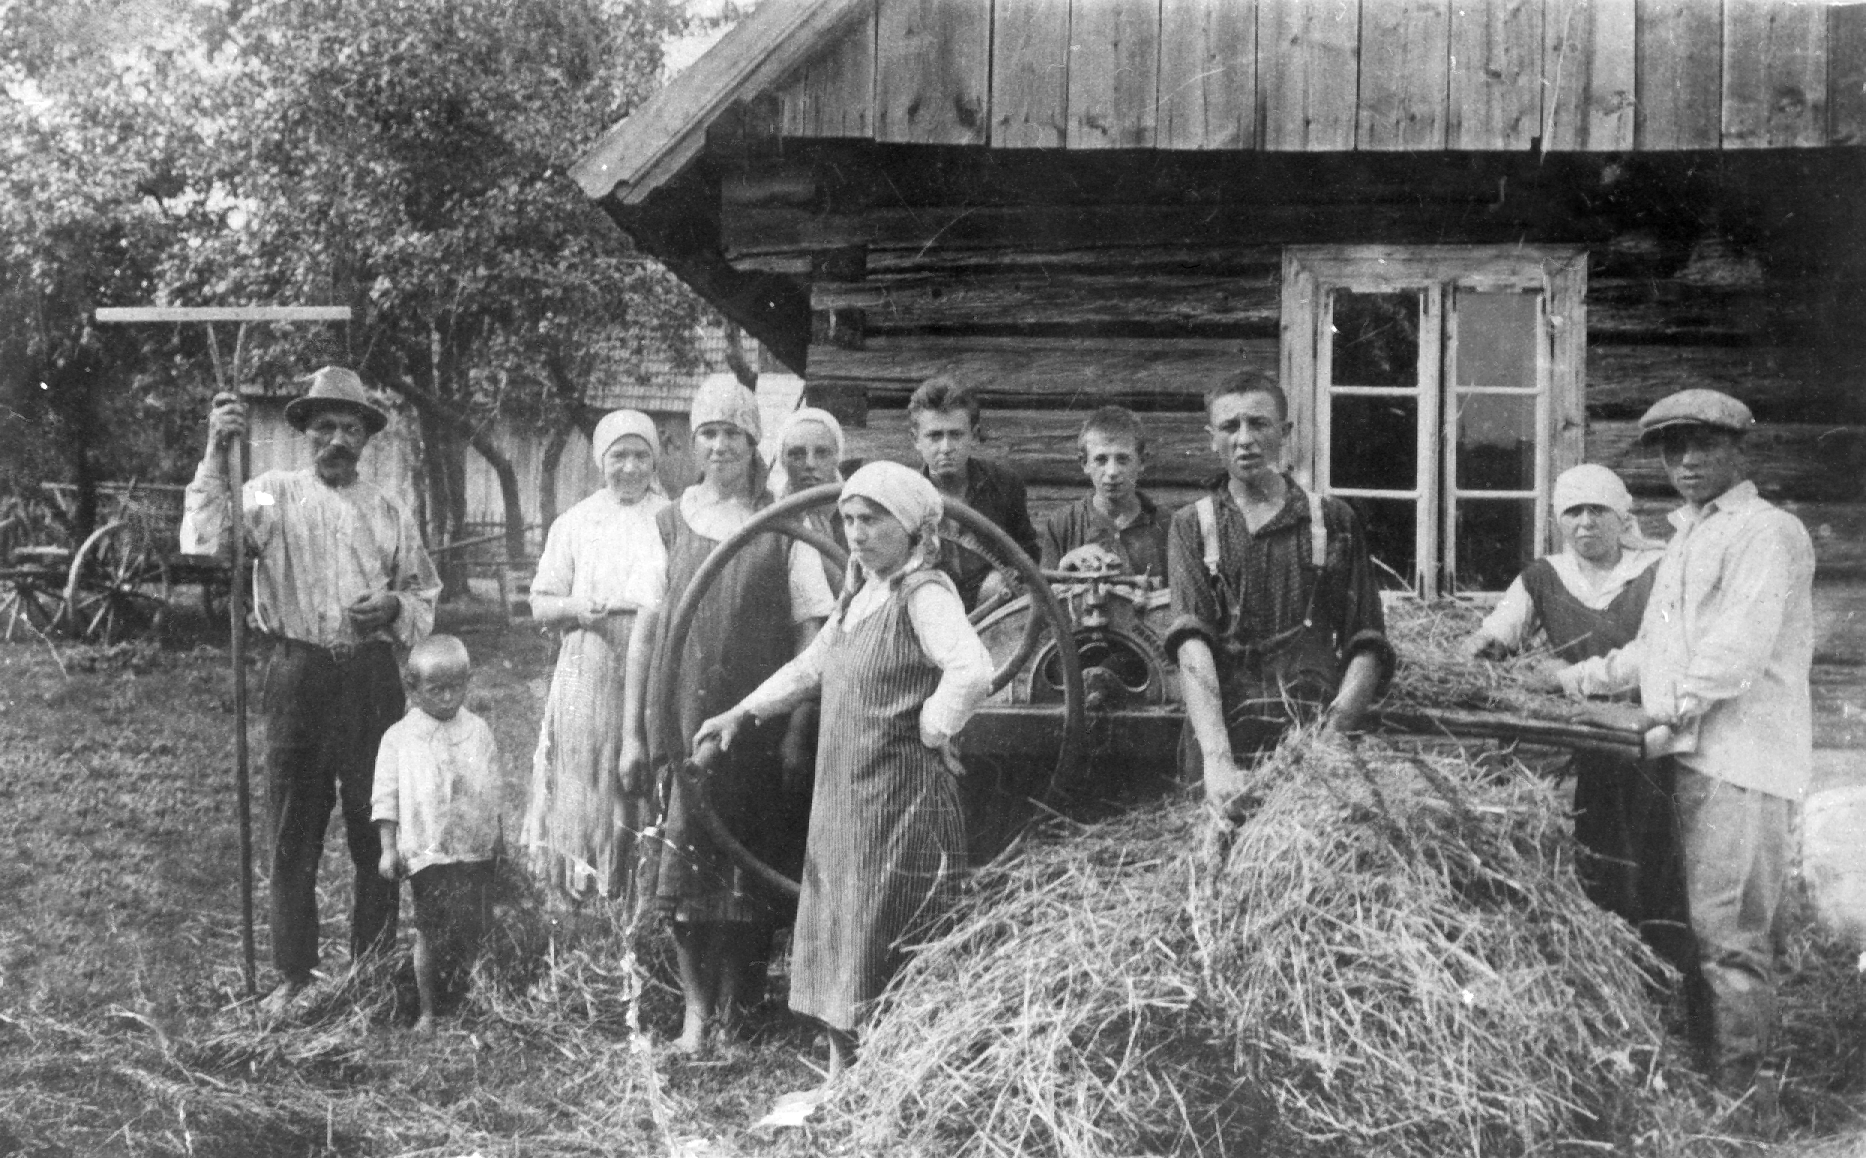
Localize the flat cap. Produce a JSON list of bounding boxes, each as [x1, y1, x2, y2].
[[1637, 388, 1753, 444]]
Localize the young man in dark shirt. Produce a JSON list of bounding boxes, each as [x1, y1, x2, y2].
[[1165, 371, 1395, 811], [909, 376, 1040, 608], [1039, 406, 1170, 580]]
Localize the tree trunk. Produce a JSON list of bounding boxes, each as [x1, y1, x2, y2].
[[723, 321, 758, 388], [539, 418, 575, 532], [394, 372, 529, 570]]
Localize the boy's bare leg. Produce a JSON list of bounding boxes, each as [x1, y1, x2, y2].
[[827, 1028, 857, 1078], [412, 928, 439, 1035], [671, 921, 713, 1054]]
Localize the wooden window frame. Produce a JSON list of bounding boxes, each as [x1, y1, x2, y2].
[[1280, 245, 1588, 598]]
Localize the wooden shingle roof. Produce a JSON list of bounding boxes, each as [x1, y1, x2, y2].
[[577, 0, 1866, 206]]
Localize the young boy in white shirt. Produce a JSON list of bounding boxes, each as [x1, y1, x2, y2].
[[372, 634, 503, 1033]]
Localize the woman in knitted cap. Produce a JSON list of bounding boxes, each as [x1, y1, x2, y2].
[[695, 461, 995, 1080], [521, 411, 668, 903], [1462, 464, 1683, 956], [624, 375, 835, 1054]]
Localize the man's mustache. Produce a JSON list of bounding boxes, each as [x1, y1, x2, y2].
[[318, 445, 357, 462]]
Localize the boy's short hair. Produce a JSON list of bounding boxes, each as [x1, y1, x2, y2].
[[406, 634, 470, 683], [907, 375, 982, 432], [1203, 369, 1289, 422], [1077, 406, 1147, 458]]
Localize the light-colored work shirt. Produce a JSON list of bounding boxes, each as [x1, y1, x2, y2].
[[531, 489, 669, 612], [1559, 481, 1815, 800], [181, 464, 441, 648], [1477, 545, 1667, 652], [678, 486, 836, 624], [371, 706, 503, 874], [738, 566, 994, 745]]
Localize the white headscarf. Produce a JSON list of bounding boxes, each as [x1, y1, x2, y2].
[[589, 409, 665, 497], [1551, 464, 1653, 549], [838, 461, 943, 598], [689, 372, 761, 440], [770, 406, 846, 496]]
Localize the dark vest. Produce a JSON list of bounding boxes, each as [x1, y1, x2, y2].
[[1518, 556, 1658, 663]]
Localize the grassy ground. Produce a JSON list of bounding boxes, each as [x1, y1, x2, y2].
[[0, 602, 1863, 1156], [0, 610, 821, 1157]]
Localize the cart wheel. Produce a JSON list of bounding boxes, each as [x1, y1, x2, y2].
[[659, 483, 1087, 895], [1, 572, 67, 643], [64, 520, 173, 645]]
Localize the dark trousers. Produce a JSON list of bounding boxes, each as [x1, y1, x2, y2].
[[262, 640, 404, 981]]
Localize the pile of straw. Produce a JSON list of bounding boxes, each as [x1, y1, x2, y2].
[[1382, 598, 1621, 728], [824, 729, 1697, 1157]]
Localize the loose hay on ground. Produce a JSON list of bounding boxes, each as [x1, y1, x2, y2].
[[824, 729, 1707, 1158]]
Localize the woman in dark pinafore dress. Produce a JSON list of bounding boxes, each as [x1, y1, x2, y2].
[[623, 377, 834, 1054], [696, 462, 995, 1081], [1466, 465, 1685, 960]]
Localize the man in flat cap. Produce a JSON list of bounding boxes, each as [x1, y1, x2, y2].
[[1554, 388, 1814, 1101], [181, 367, 441, 1011]]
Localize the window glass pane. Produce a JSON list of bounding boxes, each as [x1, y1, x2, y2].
[[1454, 498, 1538, 592], [1454, 291, 1537, 390], [1455, 392, 1537, 491], [1330, 395, 1417, 489], [1342, 497, 1416, 591], [1332, 291, 1420, 388]]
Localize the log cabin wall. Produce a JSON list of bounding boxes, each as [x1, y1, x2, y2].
[[580, 0, 1866, 761]]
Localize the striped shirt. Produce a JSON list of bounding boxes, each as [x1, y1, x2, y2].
[[180, 463, 441, 649]]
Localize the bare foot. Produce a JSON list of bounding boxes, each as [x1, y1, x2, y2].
[[670, 1011, 709, 1057], [260, 977, 308, 1019], [413, 1014, 438, 1036]]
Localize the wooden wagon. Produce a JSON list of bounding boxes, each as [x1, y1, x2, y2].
[[0, 482, 233, 645]]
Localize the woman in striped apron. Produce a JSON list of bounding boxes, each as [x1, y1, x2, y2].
[[695, 461, 994, 1078]]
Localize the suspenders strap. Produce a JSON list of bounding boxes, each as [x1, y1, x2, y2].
[[1199, 488, 1328, 576]]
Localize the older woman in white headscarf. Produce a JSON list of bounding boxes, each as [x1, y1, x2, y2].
[[696, 461, 994, 1081], [1461, 463, 1682, 955], [1464, 463, 1665, 662], [521, 410, 669, 902]]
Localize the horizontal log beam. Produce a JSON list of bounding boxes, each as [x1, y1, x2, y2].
[[809, 336, 1272, 409], [721, 201, 1611, 264]]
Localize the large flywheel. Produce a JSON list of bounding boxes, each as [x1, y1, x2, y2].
[[654, 482, 1087, 898]]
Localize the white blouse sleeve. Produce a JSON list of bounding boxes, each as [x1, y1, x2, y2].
[[787, 541, 837, 624], [737, 622, 833, 720], [1475, 575, 1535, 652], [906, 580, 994, 745]]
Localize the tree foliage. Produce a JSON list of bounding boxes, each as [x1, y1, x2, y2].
[[176, 0, 705, 564], [0, 0, 223, 527], [2, 0, 710, 563]]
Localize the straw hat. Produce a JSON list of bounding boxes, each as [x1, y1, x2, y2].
[[284, 366, 389, 435]]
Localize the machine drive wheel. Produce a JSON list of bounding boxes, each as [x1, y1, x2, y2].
[[655, 483, 1087, 898]]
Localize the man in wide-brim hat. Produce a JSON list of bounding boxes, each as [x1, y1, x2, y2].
[[181, 366, 441, 1012], [1556, 387, 1815, 1108]]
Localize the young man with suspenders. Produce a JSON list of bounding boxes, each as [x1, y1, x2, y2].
[[1165, 371, 1395, 813]]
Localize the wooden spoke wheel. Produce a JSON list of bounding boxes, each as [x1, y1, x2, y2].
[[63, 521, 173, 645], [1, 560, 70, 643], [659, 484, 1086, 897]]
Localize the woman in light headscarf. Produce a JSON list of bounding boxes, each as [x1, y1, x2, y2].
[[1462, 463, 1684, 963], [696, 461, 995, 1082], [771, 405, 848, 594], [521, 410, 668, 902], [624, 374, 835, 1054]]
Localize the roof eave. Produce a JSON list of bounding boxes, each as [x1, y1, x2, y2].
[[572, 0, 872, 205]]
